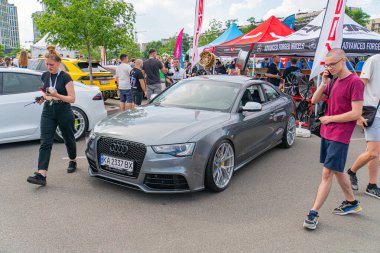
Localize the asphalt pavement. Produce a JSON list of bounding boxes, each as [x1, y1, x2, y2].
[[0, 116, 379, 252]]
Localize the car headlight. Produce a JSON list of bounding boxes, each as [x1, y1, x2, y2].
[[87, 129, 96, 144], [152, 143, 195, 157]]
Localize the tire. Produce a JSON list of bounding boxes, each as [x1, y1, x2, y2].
[[102, 91, 109, 101], [55, 106, 89, 143], [280, 114, 296, 148], [205, 140, 235, 192]]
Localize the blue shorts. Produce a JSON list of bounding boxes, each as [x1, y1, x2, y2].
[[119, 89, 133, 103], [320, 138, 349, 173], [364, 117, 380, 142]]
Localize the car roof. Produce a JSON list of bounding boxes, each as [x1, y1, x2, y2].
[[190, 75, 263, 85], [0, 67, 41, 75]]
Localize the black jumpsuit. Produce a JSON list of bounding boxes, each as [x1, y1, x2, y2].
[[38, 71, 76, 170]]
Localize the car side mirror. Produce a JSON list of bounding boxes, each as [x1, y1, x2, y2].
[[241, 102, 262, 112]]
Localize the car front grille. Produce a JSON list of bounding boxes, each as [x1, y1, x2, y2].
[[97, 137, 146, 178], [144, 174, 189, 190]]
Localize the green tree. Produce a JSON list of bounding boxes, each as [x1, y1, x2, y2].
[[142, 40, 163, 58], [8, 47, 21, 58], [160, 36, 176, 56], [34, 0, 135, 85], [0, 44, 5, 58], [121, 41, 142, 59], [77, 46, 101, 61], [241, 17, 258, 34], [199, 19, 223, 47], [346, 7, 370, 27], [247, 17, 256, 25], [225, 19, 238, 29], [182, 33, 190, 55]]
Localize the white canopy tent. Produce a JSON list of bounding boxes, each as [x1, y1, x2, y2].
[[253, 12, 380, 56], [30, 34, 77, 58]]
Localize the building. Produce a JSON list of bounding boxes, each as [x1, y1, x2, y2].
[[7, 3, 19, 49], [0, 0, 20, 52], [367, 18, 380, 33], [32, 11, 44, 43], [32, 3, 46, 43], [294, 10, 323, 30]]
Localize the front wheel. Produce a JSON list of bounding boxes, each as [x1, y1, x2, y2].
[[55, 106, 89, 143], [280, 114, 296, 148], [205, 140, 235, 192]]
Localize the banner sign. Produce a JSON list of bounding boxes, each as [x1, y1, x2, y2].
[[310, 0, 346, 79], [174, 28, 184, 68], [253, 11, 380, 57], [191, 0, 204, 67]]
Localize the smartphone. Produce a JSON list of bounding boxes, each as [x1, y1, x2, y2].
[[327, 70, 333, 79], [39, 87, 46, 94]]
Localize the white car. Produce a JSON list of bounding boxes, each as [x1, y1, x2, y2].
[[0, 68, 107, 144]]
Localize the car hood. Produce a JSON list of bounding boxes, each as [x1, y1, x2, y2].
[[94, 105, 230, 145]]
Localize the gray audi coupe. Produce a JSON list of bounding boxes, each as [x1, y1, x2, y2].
[[86, 75, 296, 193]]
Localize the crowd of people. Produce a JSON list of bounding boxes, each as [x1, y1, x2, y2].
[[18, 43, 380, 234]]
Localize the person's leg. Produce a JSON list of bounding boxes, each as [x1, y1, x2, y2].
[[365, 157, 380, 198], [146, 85, 154, 101], [57, 104, 77, 162], [37, 107, 58, 175], [350, 142, 379, 173], [125, 89, 134, 109], [368, 154, 379, 184], [334, 172, 356, 202], [135, 91, 143, 106], [153, 83, 162, 95], [119, 89, 127, 111], [311, 168, 334, 212]]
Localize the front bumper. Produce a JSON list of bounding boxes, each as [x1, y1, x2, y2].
[[86, 136, 205, 193]]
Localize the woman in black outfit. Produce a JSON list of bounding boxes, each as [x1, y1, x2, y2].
[[27, 45, 77, 186]]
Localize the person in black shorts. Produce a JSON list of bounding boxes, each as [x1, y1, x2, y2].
[[130, 59, 147, 107], [27, 45, 77, 186]]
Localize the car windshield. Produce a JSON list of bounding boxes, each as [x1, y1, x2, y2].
[[151, 80, 241, 112], [76, 62, 109, 73]]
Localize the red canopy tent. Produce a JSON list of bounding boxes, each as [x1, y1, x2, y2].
[[215, 16, 294, 57]]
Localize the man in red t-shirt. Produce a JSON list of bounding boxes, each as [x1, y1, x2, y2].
[[303, 49, 365, 230]]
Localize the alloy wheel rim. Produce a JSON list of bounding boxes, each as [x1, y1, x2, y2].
[[287, 115, 296, 146], [212, 143, 234, 189], [56, 109, 86, 139]]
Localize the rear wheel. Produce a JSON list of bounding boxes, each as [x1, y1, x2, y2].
[[102, 91, 109, 101], [55, 106, 88, 143], [205, 140, 235, 192]]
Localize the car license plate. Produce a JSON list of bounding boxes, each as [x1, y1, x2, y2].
[[100, 80, 109, 85], [100, 154, 134, 173]]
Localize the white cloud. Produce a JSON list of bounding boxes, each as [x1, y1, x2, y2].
[[8, 0, 380, 46], [263, 0, 327, 19], [229, 0, 264, 16]]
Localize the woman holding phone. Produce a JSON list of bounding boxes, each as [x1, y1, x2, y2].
[[27, 45, 77, 186]]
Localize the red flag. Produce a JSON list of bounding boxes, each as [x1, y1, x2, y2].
[[191, 0, 204, 67], [310, 0, 347, 80]]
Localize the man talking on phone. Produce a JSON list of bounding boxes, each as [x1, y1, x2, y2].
[[303, 49, 364, 230]]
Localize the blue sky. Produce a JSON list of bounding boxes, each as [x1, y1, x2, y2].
[[9, 0, 380, 47]]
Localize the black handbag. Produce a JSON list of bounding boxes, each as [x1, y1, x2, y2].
[[309, 78, 337, 137], [362, 101, 380, 127]]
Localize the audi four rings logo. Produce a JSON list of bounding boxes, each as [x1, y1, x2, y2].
[[110, 143, 128, 154]]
